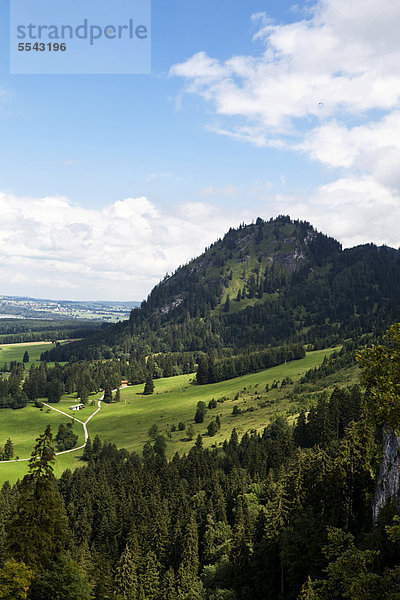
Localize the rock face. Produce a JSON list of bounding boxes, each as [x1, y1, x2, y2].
[[373, 428, 400, 521]]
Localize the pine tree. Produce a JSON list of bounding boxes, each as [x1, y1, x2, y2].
[[115, 387, 121, 402], [143, 373, 154, 395], [3, 439, 13, 461], [92, 434, 102, 459], [294, 410, 308, 447], [224, 295, 230, 313], [163, 568, 178, 600], [82, 437, 92, 461], [148, 424, 159, 440], [115, 544, 138, 599], [207, 421, 218, 437], [7, 426, 71, 569], [177, 514, 200, 597], [103, 383, 113, 404], [139, 551, 160, 600], [196, 354, 209, 385], [22, 351, 29, 364]]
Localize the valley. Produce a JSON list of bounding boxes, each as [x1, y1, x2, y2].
[[0, 295, 140, 321], [0, 345, 356, 486]]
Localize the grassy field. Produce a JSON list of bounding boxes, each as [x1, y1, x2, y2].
[[0, 341, 57, 370], [0, 347, 359, 486], [0, 390, 102, 486], [89, 347, 351, 458], [0, 451, 86, 486], [0, 403, 86, 485]]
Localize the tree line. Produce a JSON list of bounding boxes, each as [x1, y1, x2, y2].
[[196, 344, 306, 385]]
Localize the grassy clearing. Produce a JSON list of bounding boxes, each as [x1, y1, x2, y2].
[[0, 404, 85, 486], [0, 341, 59, 370], [0, 448, 85, 485], [0, 390, 102, 486], [0, 404, 85, 457], [89, 348, 345, 459], [55, 392, 102, 418], [0, 347, 359, 486]]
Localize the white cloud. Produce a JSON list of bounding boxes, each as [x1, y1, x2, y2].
[[1, 183, 398, 303], [299, 112, 400, 192], [265, 176, 400, 249], [171, 0, 400, 140], [170, 0, 400, 251], [0, 192, 246, 301]]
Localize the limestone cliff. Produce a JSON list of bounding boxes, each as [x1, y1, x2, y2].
[[373, 428, 400, 521]]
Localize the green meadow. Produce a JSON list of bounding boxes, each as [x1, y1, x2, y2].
[[0, 347, 358, 486], [0, 450, 86, 486], [0, 341, 57, 370], [0, 404, 86, 485], [89, 347, 347, 457]]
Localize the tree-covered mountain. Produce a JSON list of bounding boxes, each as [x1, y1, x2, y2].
[[43, 215, 400, 363]]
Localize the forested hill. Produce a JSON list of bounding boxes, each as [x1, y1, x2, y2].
[[43, 215, 400, 362]]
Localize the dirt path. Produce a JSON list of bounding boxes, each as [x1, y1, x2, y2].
[[0, 396, 104, 463], [0, 385, 130, 465]]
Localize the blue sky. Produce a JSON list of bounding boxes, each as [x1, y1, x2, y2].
[[1, 0, 309, 207], [0, 0, 400, 300]]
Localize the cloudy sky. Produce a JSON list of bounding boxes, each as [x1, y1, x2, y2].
[[1, 0, 399, 300]]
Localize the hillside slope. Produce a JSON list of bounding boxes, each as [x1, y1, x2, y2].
[[43, 215, 400, 362]]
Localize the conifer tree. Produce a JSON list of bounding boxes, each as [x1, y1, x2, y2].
[[92, 434, 102, 459], [139, 551, 160, 600], [115, 544, 138, 599], [7, 426, 71, 570], [163, 568, 178, 600], [224, 295, 230, 313], [103, 383, 113, 404], [82, 437, 92, 461], [3, 439, 13, 461], [187, 424, 195, 440], [196, 354, 209, 385], [143, 373, 154, 395], [294, 410, 308, 447], [177, 514, 200, 597], [154, 435, 167, 458]]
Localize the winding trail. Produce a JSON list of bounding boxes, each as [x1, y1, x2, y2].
[[0, 395, 104, 464]]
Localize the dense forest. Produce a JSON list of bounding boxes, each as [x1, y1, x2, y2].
[[42, 217, 400, 363], [1, 377, 400, 599]]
